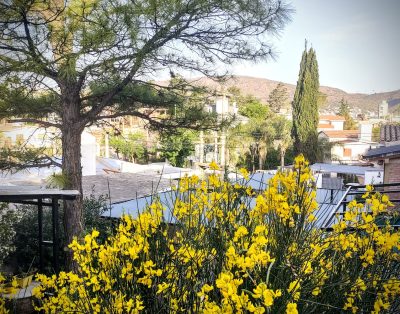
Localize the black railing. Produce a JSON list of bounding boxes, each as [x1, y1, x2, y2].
[[321, 182, 400, 230]]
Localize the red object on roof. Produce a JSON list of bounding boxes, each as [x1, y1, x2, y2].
[[319, 115, 346, 121]]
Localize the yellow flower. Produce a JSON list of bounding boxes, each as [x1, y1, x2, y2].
[[209, 160, 220, 170], [286, 302, 298, 314], [239, 168, 250, 180]]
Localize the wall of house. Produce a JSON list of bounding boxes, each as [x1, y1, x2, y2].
[[342, 142, 377, 161], [81, 131, 97, 176], [364, 170, 384, 185], [384, 158, 400, 184], [331, 121, 344, 131], [359, 123, 372, 142], [215, 95, 229, 115], [383, 157, 400, 201]]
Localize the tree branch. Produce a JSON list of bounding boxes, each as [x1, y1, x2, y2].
[[7, 118, 61, 128]]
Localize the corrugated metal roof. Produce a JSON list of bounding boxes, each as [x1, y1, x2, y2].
[[311, 163, 381, 175], [102, 187, 349, 230], [363, 144, 400, 159]]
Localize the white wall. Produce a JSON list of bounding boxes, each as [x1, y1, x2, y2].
[[359, 123, 372, 142], [331, 121, 344, 130], [215, 95, 229, 115], [81, 131, 97, 176], [365, 170, 384, 185]]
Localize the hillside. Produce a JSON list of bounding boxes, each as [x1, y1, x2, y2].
[[187, 76, 400, 113]]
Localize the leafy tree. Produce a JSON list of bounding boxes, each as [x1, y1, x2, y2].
[[109, 132, 146, 163], [292, 41, 320, 163], [315, 136, 335, 162], [238, 95, 270, 120], [271, 116, 292, 167], [268, 82, 288, 113], [0, 0, 292, 269], [337, 98, 357, 130], [372, 125, 381, 142], [158, 130, 196, 167]]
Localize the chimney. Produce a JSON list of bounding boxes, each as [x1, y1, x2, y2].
[[359, 122, 372, 142]]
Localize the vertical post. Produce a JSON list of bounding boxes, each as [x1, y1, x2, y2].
[[104, 132, 110, 158], [220, 130, 226, 167], [330, 189, 334, 204], [38, 198, 44, 273], [199, 131, 204, 163], [52, 197, 59, 273], [213, 131, 218, 162]]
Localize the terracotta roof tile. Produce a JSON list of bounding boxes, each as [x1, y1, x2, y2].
[[319, 115, 346, 121], [320, 130, 359, 139], [318, 123, 334, 129], [380, 124, 400, 143]]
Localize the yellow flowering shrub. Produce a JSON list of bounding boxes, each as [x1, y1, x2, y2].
[[31, 155, 400, 313]]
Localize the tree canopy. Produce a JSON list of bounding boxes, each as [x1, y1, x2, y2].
[[268, 82, 288, 113], [0, 0, 293, 270], [337, 98, 357, 130]]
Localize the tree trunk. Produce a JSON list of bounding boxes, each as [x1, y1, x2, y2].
[[61, 90, 84, 272], [280, 147, 285, 168]]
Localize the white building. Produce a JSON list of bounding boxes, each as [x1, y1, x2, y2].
[[0, 125, 97, 176], [378, 100, 388, 118], [317, 115, 379, 163], [318, 115, 345, 131]]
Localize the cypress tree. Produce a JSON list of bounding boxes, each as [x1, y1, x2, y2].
[[292, 42, 320, 163]]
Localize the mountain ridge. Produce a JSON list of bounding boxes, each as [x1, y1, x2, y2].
[[186, 75, 400, 113]]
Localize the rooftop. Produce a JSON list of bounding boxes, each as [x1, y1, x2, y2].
[[363, 144, 400, 159], [318, 123, 334, 129], [319, 130, 359, 140], [380, 124, 400, 143], [311, 163, 382, 175], [319, 115, 346, 121], [83, 172, 173, 204]]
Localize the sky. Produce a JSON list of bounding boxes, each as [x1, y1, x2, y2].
[[231, 0, 400, 94]]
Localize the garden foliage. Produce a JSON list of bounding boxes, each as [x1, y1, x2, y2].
[[22, 156, 400, 312]]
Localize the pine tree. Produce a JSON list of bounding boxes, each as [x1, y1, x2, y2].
[[337, 98, 357, 130], [0, 0, 292, 271], [268, 82, 289, 113], [292, 42, 320, 163]]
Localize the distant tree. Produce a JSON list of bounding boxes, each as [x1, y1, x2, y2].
[[372, 123, 382, 142], [109, 132, 146, 163], [238, 95, 270, 120], [159, 130, 196, 167], [315, 137, 335, 163], [268, 82, 288, 113], [292, 42, 320, 163], [271, 116, 292, 167], [337, 98, 357, 130]]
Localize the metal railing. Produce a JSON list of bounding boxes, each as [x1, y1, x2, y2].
[[321, 182, 400, 230]]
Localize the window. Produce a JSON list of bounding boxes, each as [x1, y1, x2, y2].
[[343, 148, 352, 157]]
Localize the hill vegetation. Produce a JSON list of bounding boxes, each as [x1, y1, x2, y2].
[[187, 76, 400, 113]]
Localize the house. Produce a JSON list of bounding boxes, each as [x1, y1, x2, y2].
[[0, 124, 97, 176], [195, 93, 239, 166], [378, 100, 389, 118], [318, 115, 346, 131], [311, 163, 383, 188], [364, 124, 400, 186], [317, 115, 379, 163]]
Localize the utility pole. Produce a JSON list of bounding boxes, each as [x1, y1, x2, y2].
[[220, 130, 226, 166], [104, 132, 110, 158], [214, 131, 218, 162], [199, 130, 204, 163]]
